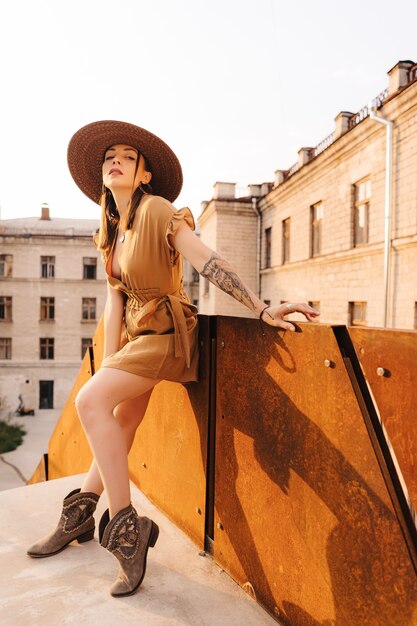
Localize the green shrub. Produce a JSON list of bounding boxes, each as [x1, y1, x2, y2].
[[0, 420, 26, 453]]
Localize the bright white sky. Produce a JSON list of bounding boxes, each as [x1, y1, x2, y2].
[[1, 0, 416, 223]]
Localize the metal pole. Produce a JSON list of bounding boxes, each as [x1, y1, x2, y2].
[[368, 102, 394, 328], [251, 196, 262, 298]]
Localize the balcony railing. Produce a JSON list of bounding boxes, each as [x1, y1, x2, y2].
[[281, 84, 391, 184]]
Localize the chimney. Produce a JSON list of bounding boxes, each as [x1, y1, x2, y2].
[[261, 182, 273, 195], [334, 111, 354, 139], [274, 169, 286, 187], [298, 147, 313, 167], [213, 182, 236, 200], [248, 184, 262, 197], [387, 60, 415, 96], [40, 203, 51, 221]]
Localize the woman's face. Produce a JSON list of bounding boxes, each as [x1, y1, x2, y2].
[[102, 144, 152, 194]]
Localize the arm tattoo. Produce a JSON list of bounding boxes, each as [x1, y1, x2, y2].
[[201, 252, 258, 313]]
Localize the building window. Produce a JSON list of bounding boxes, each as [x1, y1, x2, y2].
[[40, 297, 55, 321], [0, 254, 13, 278], [81, 337, 93, 359], [265, 227, 272, 268], [0, 337, 12, 359], [310, 202, 323, 257], [41, 256, 55, 278], [39, 380, 54, 409], [82, 297, 96, 320], [308, 300, 320, 312], [0, 296, 12, 321], [40, 338, 54, 359], [349, 301, 367, 326], [83, 257, 97, 280], [282, 218, 290, 264], [353, 178, 371, 246]]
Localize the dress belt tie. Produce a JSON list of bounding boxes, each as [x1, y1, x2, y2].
[[129, 293, 192, 368]]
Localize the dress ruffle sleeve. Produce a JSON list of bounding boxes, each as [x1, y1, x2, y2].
[[165, 206, 195, 266]]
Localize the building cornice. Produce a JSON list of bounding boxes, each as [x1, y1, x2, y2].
[[198, 197, 255, 227]]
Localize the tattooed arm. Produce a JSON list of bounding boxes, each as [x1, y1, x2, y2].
[[168, 222, 266, 316], [200, 251, 266, 316], [167, 220, 320, 328]]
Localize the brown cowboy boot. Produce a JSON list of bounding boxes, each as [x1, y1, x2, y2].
[[99, 503, 159, 597], [27, 487, 100, 558]]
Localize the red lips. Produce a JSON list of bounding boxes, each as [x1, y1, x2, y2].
[[109, 168, 123, 175]]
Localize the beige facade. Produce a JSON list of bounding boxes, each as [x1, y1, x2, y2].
[[197, 60, 417, 330], [0, 206, 103, 416]]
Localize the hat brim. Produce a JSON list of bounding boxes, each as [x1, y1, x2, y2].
[[67, 120, 183, 204]]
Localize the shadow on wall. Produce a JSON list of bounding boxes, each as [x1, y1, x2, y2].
[[213, 318, 417, 626]]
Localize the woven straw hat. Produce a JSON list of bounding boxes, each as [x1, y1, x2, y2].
[[67, 120, 183, 204]]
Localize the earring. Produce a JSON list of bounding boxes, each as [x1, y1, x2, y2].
[[139, 181, 151, 194]]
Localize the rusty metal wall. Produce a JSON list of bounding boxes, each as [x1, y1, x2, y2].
[[349, 326, 417, 510], [213, 317, 417, 626]]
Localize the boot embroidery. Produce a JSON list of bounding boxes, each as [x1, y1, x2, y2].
[[62, 496, 97, 534], [108, 509, 140, 559]]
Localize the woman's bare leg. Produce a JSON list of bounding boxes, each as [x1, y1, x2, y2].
[[80, 387, 154, 496], [75, 368, 161, 519]]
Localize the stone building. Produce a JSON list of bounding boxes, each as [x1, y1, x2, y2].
[[0, 203, 199, 415], [197, 60, 417, 330], [0, 204, 102, 416]]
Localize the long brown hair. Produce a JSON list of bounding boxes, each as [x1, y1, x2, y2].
[[93, 152, 153, 262]]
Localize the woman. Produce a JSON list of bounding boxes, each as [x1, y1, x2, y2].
[[27, 120, 320, 596]]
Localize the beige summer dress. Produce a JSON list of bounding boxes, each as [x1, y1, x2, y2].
[[100, 194, 199, 382]]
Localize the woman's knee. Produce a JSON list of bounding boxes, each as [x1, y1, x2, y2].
[[75, 385, 102, 427]]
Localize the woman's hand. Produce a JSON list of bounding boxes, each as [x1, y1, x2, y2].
[[260, 302, 320, 331]]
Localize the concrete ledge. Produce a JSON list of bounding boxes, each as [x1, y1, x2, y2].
[[0, 474, 278, 625]]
